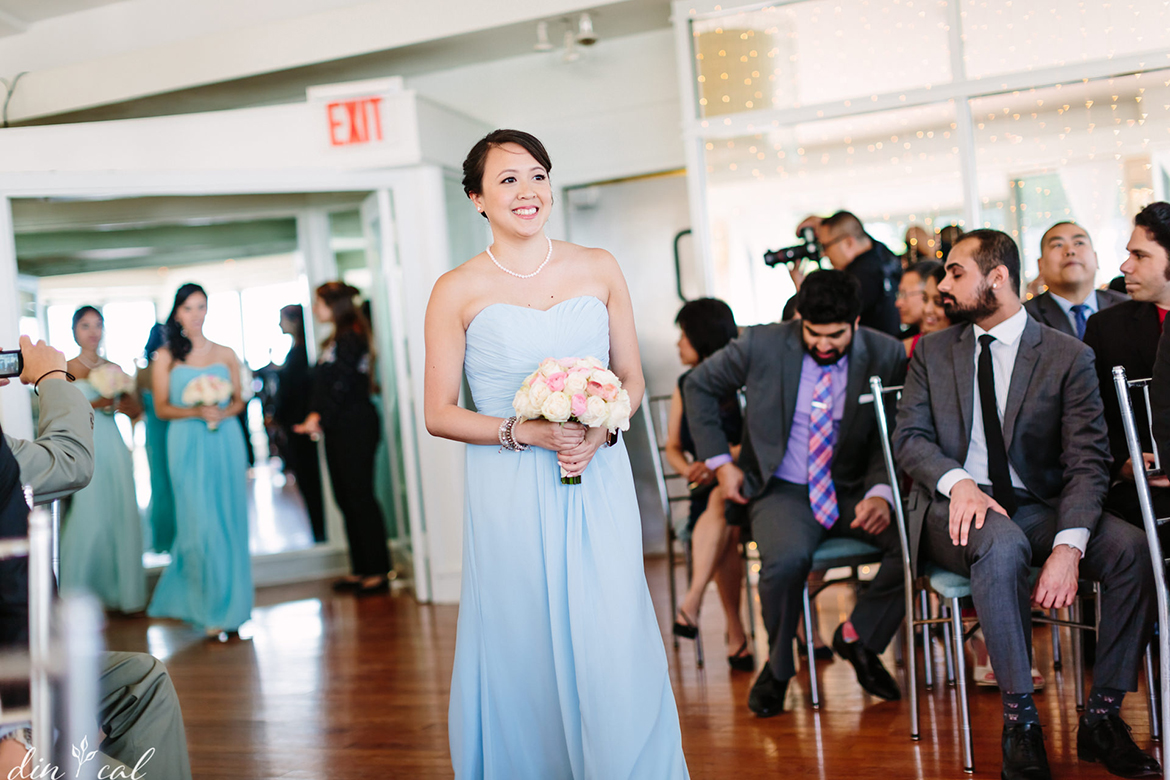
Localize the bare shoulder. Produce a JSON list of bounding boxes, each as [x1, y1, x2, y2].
[[554, 241, 623, 304], [210, 342, 240, 365], [430, 257, 493, 329]]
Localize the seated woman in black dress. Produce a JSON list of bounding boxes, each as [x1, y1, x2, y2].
[[663, 298, 753, 671]]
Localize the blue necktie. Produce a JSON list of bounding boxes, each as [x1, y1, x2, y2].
[[1071, 304, 1090, 340]]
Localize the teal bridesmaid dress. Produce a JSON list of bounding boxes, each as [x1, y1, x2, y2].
[[449, 295, 689, 779], [147, 363, 252, 632], [141, 389, 176, 553], [60, 380, 146, 613]]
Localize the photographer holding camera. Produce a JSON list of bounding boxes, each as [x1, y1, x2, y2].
[[0, 335, 193, 779], [790, 212, 903, 337]]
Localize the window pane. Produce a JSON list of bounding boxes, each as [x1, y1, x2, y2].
[[705, 102, 964, 324], [962, 1, 1170, 79], [204, 291, 244, 359], [100, 301, 157, 373], [693, 0, 952, 118], [970, 70, 1170, 285]]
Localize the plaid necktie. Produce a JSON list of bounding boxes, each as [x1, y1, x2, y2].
[[808, 366, 839, 529], [1070, 303, 1090, 340]]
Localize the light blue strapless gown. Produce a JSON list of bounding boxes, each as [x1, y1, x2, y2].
[[60, 380, 146, 612], [141, 389, 176, 553], [147, 363, 252, 631], [450, 296, 688, 780]]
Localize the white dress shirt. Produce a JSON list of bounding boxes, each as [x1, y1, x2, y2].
[[936, 306, 1090, 554], [1049, 290, 1099, 337]]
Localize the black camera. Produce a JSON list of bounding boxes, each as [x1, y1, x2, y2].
[[0, 350, 22, 379], [764, 226, 820, 267]]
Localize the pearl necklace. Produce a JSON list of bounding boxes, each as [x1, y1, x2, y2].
[[486, 237, 553, 279], [77, 354, 104, 370]]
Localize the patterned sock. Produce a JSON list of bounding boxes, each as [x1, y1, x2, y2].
[[841, 621, 860, 643], [1084, 686, 1125, 726], [1003, 691, 1040, 726]]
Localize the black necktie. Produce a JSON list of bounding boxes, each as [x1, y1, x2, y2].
[[977, 334, 1017, 516]]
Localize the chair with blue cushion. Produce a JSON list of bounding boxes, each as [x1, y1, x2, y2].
[[802, 536, 884, 708]]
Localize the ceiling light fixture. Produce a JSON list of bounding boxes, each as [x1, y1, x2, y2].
[[535, 20, 554, 52], [576, 13, 597, 46], [563, 30, 581, 62]]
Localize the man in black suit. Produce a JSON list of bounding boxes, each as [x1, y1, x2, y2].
[[893, 229, 1158, 780], [1085, 203, 1170, 533], [1025, 222, 1127, 339], [685, 270, 907, 717]]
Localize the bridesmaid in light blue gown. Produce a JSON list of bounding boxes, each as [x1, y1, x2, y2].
[[425, 131, 688, 779], [138, 323, 176, 553], [61, 306, 146, 613], [146, 284, 252, 638]]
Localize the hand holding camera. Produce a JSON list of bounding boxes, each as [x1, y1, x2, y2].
[[0, 336, 67, 388]]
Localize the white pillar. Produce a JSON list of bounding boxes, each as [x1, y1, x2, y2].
[[0, 196, 33, 439]]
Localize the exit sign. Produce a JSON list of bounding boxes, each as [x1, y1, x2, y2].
[[327, 97, 384, 146]]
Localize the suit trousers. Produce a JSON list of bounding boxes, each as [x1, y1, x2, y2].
[[96, 651, 193, 780], [750, 479, 905, 681], [323, 411, 392, 578], [922, 487, 1155, 694]]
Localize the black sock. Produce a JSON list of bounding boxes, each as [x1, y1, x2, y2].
[[1003, 691, 1040, 725], [1084, 686, 1125, 725]]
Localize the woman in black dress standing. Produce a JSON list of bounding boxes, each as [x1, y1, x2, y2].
[[295, 283, 392, 594]]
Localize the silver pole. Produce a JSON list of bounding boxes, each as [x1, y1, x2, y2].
[[49, 499, 61, 585], [869, 376, 920, 739], [56, 597, 102, 779], [1112, 366, 1170, 780], [27, 506, 52, 760]]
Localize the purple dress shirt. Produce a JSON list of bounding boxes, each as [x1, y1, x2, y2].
[[707, 353, 893, 508]]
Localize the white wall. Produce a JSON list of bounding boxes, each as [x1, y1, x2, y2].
[[407, 28, 684, 187]]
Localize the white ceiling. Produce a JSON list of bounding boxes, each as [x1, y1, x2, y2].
[[0, 0, 125, 35]]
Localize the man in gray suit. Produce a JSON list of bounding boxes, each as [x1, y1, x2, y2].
[[1024, 221, 1127, 339], [685, 270, 906, 717], [894, 229, 1158, 780]]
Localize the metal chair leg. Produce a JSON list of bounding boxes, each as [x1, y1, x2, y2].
[[907, 606, 920, 741], [1146, 643, 1160, 741], [743, 548, 757, 643], [921, 590, 935, 691], [941, 602, 956, 687], [684, 541, 704, 669], [951, 597, 975, 774], [668, 528, 679, 650], [1050, 608, 1062, 671], [804, 582, 820, 708], [893, 620, 905, 667], [1072, 598, 1086, 711]]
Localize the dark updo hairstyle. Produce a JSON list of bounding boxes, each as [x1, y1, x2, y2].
[[796, 269, 863, 325], [315, 282, 370, 348], [143, 322, 167, 360], [1135, 201, 1170, 280], [71, 305, 103, 338], [165, 283, 208, 363], [280, 304, 306, 345], [675, 298, 738, 362], [461, 129, 552, 220]]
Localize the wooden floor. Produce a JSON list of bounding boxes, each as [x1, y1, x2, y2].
[[104, 558, 1161, 779]]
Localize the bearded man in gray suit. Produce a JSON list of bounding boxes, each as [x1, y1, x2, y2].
[[893, 229, 1158, 780]]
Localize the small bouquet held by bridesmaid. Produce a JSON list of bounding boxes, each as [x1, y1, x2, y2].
[[181, 374, 233, 431], [87, 363, 135, 411], [512, 357, 632, 485]]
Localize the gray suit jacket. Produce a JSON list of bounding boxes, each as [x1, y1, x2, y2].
[[892, 316, 1111, 572], [1024, 288, 1127, 337], [4, 378, 94, 503], [684, 320, 907, 502]]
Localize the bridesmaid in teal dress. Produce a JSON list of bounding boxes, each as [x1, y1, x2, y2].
[[146, 283, 252, 639], [138, 323, 176, 553], [60, 306, 146, 613], [426, 131, 688, 778]]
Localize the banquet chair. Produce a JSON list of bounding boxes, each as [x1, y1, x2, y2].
[[1112, 367, 1170, 780]]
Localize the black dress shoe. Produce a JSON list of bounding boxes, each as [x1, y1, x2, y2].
[[1077, 714, 1162, 778], [1002, 722, 1051, 780], [831, 624, 901, 701], [797, 643, 835, 661], [747, 663, 788, 717]]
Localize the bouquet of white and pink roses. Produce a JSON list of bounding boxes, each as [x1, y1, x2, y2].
[[512, 356, 633, 485], [181, 374, 233, 431], [87, 363, 135, 409]]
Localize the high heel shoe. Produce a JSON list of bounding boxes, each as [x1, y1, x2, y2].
[[672, 609, 699, 639], [728, 639, 755, 672]]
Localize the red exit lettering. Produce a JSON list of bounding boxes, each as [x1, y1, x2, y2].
[[326, 97, 384, 146]]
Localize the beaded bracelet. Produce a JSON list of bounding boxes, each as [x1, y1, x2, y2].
[[497, 416, 529, 452]]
